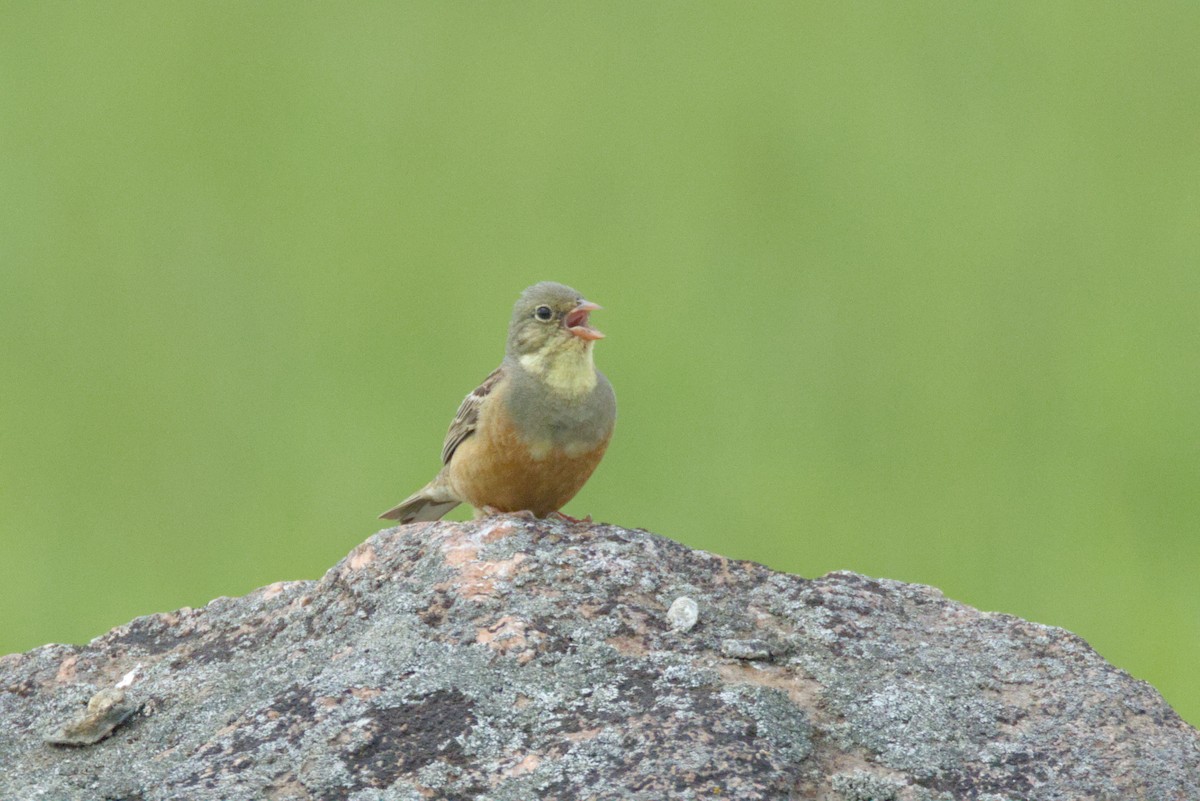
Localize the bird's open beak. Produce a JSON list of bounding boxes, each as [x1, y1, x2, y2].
[[564, 300, 604, 341]]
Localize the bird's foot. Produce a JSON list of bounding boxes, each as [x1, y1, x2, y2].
[[481, 506, 538, 521], [551, 511, 593, 524]]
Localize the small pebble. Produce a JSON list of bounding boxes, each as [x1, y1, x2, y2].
[[666, 597, 699, 632], [44, 688, 140, 746]]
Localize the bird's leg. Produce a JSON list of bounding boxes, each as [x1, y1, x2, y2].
[[551, 511, 593, 524]]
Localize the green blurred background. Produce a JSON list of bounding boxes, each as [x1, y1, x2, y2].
[[2, 4, 1197, 725]]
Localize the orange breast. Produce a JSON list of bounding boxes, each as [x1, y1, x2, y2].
[[447, 401, 610, 517]]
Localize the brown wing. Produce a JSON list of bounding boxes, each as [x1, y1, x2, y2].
[[440, 367, 504, 465]]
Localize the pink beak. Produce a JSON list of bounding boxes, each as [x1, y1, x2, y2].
[[564, 300, 604, 341]]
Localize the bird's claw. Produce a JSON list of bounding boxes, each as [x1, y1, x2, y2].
[[482, 506, 538, 521], [551, 511, 593, 524]]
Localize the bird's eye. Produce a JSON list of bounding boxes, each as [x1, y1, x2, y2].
[[534, 305, 553, 321]]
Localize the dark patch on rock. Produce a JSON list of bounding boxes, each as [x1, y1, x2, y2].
[[343, 688, 476, 796], [0, 519, 1196, 800], [107, 617, 190, 656]]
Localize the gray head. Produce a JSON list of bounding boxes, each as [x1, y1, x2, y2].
[[506, 281, 604, 359]]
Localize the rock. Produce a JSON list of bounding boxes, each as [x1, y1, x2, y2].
[[719, 638, 774, 661], [665, 596, 699, 632], [0, 519, 1196, 800], [42, 686, 140, 746]]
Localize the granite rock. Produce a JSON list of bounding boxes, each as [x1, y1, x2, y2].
[[1, 519, 1196, 800]]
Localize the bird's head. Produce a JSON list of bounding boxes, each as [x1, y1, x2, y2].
[[506, 282, 604, 388]]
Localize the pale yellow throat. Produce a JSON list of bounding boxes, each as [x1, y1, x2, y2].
[[519, 340, 597, 397]]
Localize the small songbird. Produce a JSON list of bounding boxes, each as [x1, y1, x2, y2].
[[380, 281, 617, 523]]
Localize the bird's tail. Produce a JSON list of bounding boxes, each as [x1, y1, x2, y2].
[[379, 483, 460, 524]]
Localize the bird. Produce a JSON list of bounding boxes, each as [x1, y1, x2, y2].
[[380, 281, 616, 524]]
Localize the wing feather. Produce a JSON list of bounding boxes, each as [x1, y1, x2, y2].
[[440, 367, 504, 465]]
